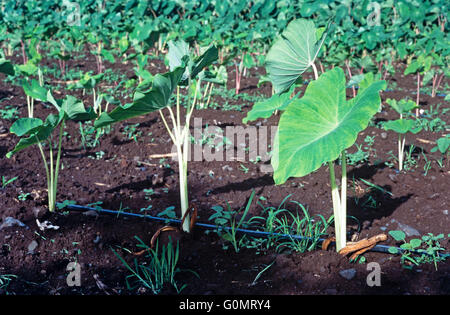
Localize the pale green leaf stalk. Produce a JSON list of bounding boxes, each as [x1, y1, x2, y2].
[[8, 95, 95, 213], [159, 83, 199, 232]]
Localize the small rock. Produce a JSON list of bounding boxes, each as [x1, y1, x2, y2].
[[83, 210, 99, 217], [388, 174, 397, 182], [429, 193, 439, 200], [27, 240, 38, 254], [93, 235, 101, 244], [339, 269, 356, 280], [392, 219, 420, 237], [0, 217, 27, 230], [443, 210, 448, 215], [151, 174, 164, 186], [222, 165, 233, 172], [380, 132, 388, 139]]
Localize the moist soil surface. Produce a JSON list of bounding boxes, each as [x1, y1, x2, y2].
[[0, 52, 449, 295]]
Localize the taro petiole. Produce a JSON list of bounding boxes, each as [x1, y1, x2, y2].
[[6, 93, 96, 212]]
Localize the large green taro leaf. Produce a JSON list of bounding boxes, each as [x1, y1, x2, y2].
[[94, 67, 185, 128], [265, 19, 327, 94], [272, 67, 386, 184]]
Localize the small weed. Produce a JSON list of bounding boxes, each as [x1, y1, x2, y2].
[[388, 230, 448, 270], [123, 123, 142, 142], [0, 274, 17, 293], [18, 192, 31, 201], [239, 164, 249, 174], [1, 176, 18, 189], [112, 238, 198, 294], [0, 105, 19, 120]]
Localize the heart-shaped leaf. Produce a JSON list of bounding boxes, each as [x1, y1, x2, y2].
[[9, 117, 43, 137], [409, 238, 422, 249], [6, 113, 63, 158], [383, 119, 422, 134], [272, 68, 386, 184], [431, 136, 450, 154], [389, 230, 406, 242], [61, 95, 96, 121], [265, 19, 328, 93], [22, 79, 48, 101], [386, 98, 418, 115]]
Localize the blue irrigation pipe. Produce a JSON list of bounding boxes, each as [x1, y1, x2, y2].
[[64, 203, 450, 258]]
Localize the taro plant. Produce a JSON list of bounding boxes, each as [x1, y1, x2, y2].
[[431, 134, 450, 156], [250, 19, 386, 252], [431, 134, 450, 167], [95, 40, 218, 233], [13, 58, 45, 118], [383, 98, 422, 171], [21, 77, 47, 118], [404, 53, 432, 116], [272, 70, 386, 252], [6, 93, 96, 212], [69, 72, 105, 115]]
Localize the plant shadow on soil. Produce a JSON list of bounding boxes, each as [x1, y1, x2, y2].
[[346, 162, 413, 230], [210, 174, 274, 195]]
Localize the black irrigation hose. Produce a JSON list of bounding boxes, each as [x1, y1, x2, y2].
[[64, 204, 450, 259]]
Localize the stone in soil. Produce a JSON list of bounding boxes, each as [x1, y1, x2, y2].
[[339, 268, 356, 280], [0, 217, 27, 230]]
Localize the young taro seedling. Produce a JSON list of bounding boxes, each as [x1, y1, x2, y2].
[[14, 57, 45, 118], [383, 98, 422, 171], [95, 40, 218, 233], [250, 19, 386, 252], [431, 134, 450, 167], [403, 54, 432, 116], [6, 93, 96, 212]]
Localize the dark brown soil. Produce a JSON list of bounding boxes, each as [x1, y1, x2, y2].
[[0, 51, 449, 296]]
